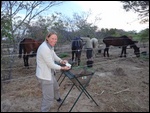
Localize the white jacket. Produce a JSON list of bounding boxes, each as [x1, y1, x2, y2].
[[36, 41, 62, 81]]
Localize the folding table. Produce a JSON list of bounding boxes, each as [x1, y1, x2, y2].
[[57, 68, 99, 112]]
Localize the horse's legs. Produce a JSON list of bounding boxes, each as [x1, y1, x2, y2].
[[93, 48, 96, 58], [120, 46, 126, 57], [104, 45, 109, 57], [75, 54, 77, 63], [120, 48, 123, 57], [78, 58, 80, 66], [75, 51, 78, 65], [26, 55, 29, 68], [106, 47, 109, 57], [123, 47, 127, 57], [94, 47, 98, 57], [23, 54, 29, 68], [104, 48, 106, 57], [23, 55, 27, 66], [72, 51, 75, 62], [77, 51, 81, 66]]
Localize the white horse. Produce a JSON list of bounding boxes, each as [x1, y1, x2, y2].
[[90, 38, 99, 58]]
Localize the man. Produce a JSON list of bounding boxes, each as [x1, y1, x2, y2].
[[80, 35, 94, 67]]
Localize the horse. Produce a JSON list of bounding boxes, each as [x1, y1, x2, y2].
[[18, 38, 43, 68], [103, 35, 140, 57], [71, 37, 83, 66], [90, 38, 99, 58]]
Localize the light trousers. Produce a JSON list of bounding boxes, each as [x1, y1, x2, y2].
[[37, 74, 60, 112]]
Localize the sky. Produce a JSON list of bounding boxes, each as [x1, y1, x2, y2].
[[15, 1, 149, 33], [46, 1, 149, 32]]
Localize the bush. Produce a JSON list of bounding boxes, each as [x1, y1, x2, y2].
[[58, 53, 69, 58]]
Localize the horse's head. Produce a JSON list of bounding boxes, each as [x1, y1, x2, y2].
[[134, 46, 140, 57], [130, 42, 140, 57]]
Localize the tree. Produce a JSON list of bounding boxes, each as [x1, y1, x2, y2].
[[1, 1, 64, 80], [121, 1, 149, 23], [69, 11, 100, 38], [1, 1, 63, 40], [138, 28, 149, 47]]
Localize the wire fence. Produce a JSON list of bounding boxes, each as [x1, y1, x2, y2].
[[1, 53, 140, 83], [1, 41, 149, 83], [2, 42, 147, 58]]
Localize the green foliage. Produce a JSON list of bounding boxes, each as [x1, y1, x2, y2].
[[121, 1, 149, 23], [58, 53, 69, 58], [138, 28, 149, 42], [140, 52, 149, 60], [1, 13, 12, 39], [1, 1, 64, 41]]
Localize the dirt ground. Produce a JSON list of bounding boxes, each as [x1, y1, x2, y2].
[[1, 43, 149, 112]]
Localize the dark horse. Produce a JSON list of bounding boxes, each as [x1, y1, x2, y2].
[[18, 38, 43, 68], [71, 37, 83, 66], [103, 35, 140, 57]]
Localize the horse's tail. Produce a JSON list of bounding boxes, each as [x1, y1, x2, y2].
[[18, 39, 25, 58], [92, 41, 95, 48]]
